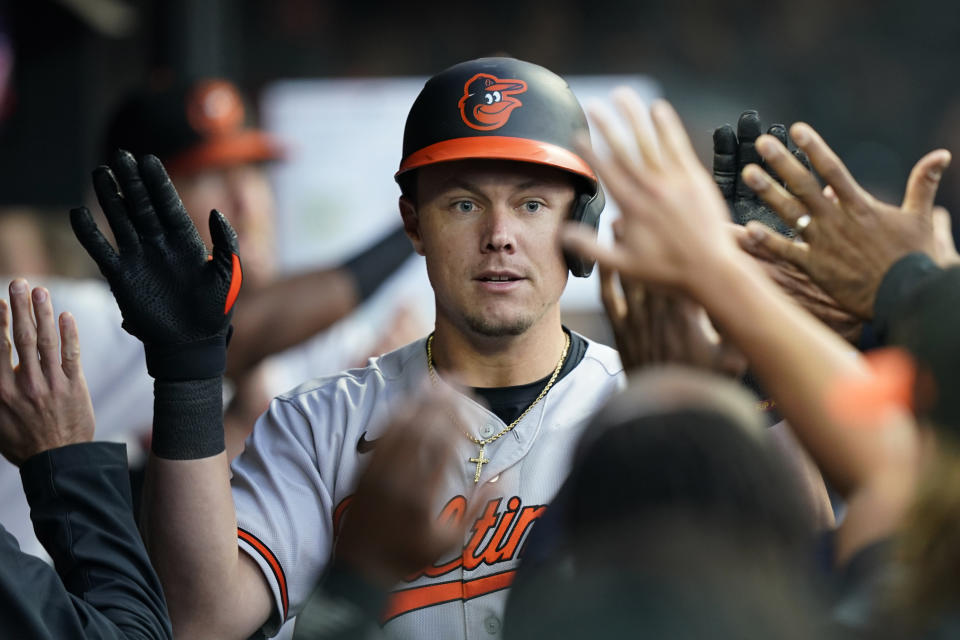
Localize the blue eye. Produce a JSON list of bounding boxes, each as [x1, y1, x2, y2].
[[455, 201, 477, 213], [523, 201, 542, 213]]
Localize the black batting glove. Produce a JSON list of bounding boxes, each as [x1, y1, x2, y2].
[[712, 110, 809, 237], [70, 151, 242, 381], [71, 150, 242, 460]]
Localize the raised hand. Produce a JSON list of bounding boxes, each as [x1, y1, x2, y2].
[[713, 110, 805, 236], [599, 265, 745, 377], [0, 280, 95, 466], [739, 123, 951, 319], [70, 150, 242, 380], [561, 89, 740, 293]]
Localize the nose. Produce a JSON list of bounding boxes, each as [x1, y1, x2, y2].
[[481, 204, 516, 254]]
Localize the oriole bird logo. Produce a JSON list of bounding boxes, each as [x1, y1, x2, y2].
[[458, 73, 528, 131]]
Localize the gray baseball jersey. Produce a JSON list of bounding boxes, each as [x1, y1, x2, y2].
[[230, 333, 624, 638]]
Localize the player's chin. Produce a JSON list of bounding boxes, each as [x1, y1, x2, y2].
[[463, 307, 537, 338]]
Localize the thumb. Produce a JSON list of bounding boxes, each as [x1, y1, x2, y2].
[[902, 149, 951, 215], [208, 210, 242, 314], [745, 221, 810, 269]]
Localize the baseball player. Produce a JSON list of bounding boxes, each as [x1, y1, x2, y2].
[[71, 57, 624, 639]]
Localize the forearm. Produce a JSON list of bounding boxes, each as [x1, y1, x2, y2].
[[143, 453, 269, 638], [227, 268, 358, 376], [143, 379, 271, 638], [689, 254, 879, 496]]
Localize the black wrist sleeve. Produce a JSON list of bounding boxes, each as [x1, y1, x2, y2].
[[341, 226, 413, 302], [151, 378, 225, 460], [872, 252, 941, 345]]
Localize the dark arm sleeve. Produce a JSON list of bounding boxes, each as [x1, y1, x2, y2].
[[0, 442, 173, 639], [340, 225, 415, 303], [872, 252, 942, 345]]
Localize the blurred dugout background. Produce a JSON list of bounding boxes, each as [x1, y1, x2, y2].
[[2, 0, 960, 320]]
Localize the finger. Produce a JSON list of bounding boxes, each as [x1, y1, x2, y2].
[[0, 299, 12, 385], [735, 111, 762, 198], [587, 102, 641, 177], [139, 154, 204, 237], [755, 134, 831, 215], [91, 165, 138, 252], [788, 123, 871, 210], [765, 123, 789, 184], [59, 312, 83, 380], [70, 207, 120, 277], [560, 223, 644, 279], [31, 287, 60, 379], [612, 87, 661, 169], [745, 221, 810, 268], [741, 164, 810, 228], [901, 149, 951, 215], [8, 279, 39, 378], [649, 100, 699, 168], [208, 210, 243, 315], [712, 124, 737, 201], [574, 132, 648, 220], [598, 264, 627, 326], [110, 149, 164, 238]]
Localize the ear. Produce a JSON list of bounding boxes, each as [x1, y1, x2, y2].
[[399, 196, 426, 256]]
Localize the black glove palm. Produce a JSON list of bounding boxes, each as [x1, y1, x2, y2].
[[70, 151, 242, 381], [712, 110, 807, 237]]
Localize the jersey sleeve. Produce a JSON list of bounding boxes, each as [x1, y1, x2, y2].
[[230, 392, 338, 636]]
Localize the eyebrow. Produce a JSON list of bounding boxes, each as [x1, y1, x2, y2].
[[438, 178, 553, 194]]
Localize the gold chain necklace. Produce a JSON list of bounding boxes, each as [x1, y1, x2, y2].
[[426, 332, 571, 483]]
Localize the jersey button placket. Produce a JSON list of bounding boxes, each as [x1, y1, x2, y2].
[[479, 423, 496, 439]]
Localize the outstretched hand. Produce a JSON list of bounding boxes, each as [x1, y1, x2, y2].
[[0, 280, 95, 466], [71, 150, 242, 380], [562, 89, 741, 292], [599, 264, 745, 377], [740, 123, 951, 319]]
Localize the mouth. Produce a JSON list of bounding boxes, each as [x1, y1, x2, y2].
[[474, 270, 526, 291]]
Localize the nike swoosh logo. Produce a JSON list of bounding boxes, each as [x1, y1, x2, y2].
[[357, 431, 379, 453]]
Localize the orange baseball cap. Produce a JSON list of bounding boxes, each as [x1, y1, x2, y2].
[[103, 78, 284, 175]]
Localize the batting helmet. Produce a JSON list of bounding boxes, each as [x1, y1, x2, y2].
[[396, 57, 605, 277]]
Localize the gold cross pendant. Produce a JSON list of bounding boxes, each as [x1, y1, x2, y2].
[[469, 446, 490, 484]]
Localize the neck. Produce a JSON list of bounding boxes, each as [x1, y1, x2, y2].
[[431, 309, 567, 388]]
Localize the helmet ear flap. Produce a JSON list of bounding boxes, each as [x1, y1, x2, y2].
[[565, 184, 605, 277]]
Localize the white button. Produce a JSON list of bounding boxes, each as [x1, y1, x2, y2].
[[484, 615, 501, 635], [480, 424, 496, 438], [488, 474, 500, 484]]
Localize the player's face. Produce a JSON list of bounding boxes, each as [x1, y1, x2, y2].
[[403, 159, 574, 338], [174, 163, 277, 285]]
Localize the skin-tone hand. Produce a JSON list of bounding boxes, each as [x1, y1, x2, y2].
[[730, 225, 863, 344], [563, 90, 741, 290], [0, 279, 95, 466], [336, 388, 487, 588], [600, 264, 746, 376], [739, 122, 951, 319], [931, 206, 960, 266]]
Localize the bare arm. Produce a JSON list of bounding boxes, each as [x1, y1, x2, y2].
[[226, 269, 357, 377], [71, 151, 276, 637], [226, 225, 414, 377], [141, 454, 272, 637]]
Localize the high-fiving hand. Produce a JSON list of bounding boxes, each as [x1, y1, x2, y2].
[[70, 151, 242, 380], [739, 124, 951, 319], [0, 280, 95, 466]]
